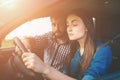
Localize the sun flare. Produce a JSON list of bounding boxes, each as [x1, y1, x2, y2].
[[6, 17, 52, 40], [0, 0, 18, 8]]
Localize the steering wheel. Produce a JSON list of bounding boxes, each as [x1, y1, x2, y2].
[[13, 37, 37, 78]]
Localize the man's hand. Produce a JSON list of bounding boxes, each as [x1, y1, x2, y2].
[[15, 37, 31, 56]]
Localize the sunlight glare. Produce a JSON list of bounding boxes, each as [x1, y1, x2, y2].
[[0, 0, 17, 8], [6, 17, 52, 40]]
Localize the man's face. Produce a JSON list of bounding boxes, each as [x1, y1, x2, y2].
[[51, 17, 67, 38]]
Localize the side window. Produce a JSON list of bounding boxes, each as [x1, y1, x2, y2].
[[1, 17, 52, 48]]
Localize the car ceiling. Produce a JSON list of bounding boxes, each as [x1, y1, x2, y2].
[[0, 0, 120, 40]]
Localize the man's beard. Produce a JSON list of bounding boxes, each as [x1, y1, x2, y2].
[[54, 31, 64, 39]]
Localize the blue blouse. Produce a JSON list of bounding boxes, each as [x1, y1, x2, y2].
[[62, 45, 112, 80]]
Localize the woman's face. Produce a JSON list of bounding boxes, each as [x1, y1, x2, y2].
[[67, 14, 88, 40]]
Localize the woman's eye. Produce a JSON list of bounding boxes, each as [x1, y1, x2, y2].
[[72, 22, 78, 26], [73, 24, 77, 26], [73, 23, 78, 26]]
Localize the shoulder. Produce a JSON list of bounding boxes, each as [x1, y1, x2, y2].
[[95, 45, 112, 55], [94, 40, 112, 57], [93, 44, 112, 62]]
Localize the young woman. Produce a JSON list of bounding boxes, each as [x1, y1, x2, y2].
[[21, 9, 112, 80]]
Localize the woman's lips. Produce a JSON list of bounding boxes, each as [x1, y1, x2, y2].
[[68, 33, 73, 36]]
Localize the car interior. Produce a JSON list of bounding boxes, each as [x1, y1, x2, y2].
[[0, 0, 120, 80]]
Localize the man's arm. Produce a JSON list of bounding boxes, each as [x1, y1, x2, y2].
[[42, 65, 76, 80], [22, 52, 76, 80]]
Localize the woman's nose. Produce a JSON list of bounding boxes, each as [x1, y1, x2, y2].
[[67, 27, 72, 32]]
